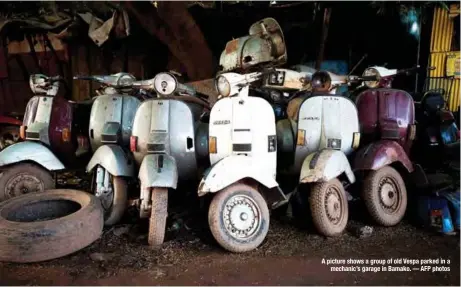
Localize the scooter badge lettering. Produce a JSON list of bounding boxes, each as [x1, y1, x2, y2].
[[302, 117, 320, 120], [213, 120, 231, 125]]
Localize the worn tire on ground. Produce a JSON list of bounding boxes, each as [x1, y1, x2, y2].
[[148, 188, 168, 247], [208, 183, 270, 253], [0, 189, 103, 263], [362, 166, 407, 226], [309, 179, 348, 237], [0, 163, 55, 203]]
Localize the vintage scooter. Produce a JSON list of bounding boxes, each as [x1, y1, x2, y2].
[[275, 70, 371, 237], [130, 72, 210, 246], [352, 65, 422, 227], [198, 70, 288, 253], [73, 73, 144, 226], [413, 88, 460, 169], [0, 74, 91, 202]]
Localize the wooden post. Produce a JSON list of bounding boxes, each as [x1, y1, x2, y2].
[[316, 7, 332, 70]]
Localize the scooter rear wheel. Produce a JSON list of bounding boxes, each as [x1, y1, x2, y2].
[[309, 179, 348, 237], [208, 183, 270, 253], [148, 187, 168, 247], [0, 163, 55, 202], [362, 166, 407, 226]]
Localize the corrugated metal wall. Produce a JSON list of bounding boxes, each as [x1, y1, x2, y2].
[[428, 6, 460, 111]]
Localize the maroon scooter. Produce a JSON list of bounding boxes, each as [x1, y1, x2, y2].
[[352, 65, 422, 227]]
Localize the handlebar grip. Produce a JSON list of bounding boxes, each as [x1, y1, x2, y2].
[[360, 76, 379, 81], [73, 76, 94, 81]]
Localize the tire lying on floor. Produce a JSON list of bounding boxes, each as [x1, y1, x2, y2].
[[0, 189, 104, 263]]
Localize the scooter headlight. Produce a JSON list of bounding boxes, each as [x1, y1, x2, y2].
[[29, 74, 48, 94], [153, 72, 177, 96], [363, 68, 380, 88], [215, 75, 231, 97], [117, 73, 135, 88]]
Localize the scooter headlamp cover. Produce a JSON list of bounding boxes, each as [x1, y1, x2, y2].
[[153, 72, 178, 96], [216, 76, 231, 97], [116, 73, 135, 88], [29, 74, 49, 94], [363, 68, 380, 88]]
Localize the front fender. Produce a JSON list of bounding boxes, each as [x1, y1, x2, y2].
[[138, 154, 178, 189], [0, 141, 64, 170], [300, 149, 355, 184], [353, 140, 413, 173], [197, 155, 278, 196], [86, 145, 135, 177]]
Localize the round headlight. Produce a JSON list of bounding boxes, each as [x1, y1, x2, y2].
[[216, 75, 231, 97], [117, 73, 135, 87], [29, 74, 48, 94], [363, 68, 380, 88], [153, 72, 177, 96], [311, 71, 332, 92]]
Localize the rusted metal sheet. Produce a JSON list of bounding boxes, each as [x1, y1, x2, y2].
[[430, 7, 454, 52], [428, 52, 461, 111], [353, 141, 414, 173]]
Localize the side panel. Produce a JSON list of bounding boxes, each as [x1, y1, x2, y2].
[[86, 144, 135, 177], [89, 94, 140, 150], [299, 149, 355, 184], [0, 141, 65, 170], [48, 96, 75, 162], [353, 140, 414, 173], [209, 96, 277, 180], [138, 154, 178, 189]]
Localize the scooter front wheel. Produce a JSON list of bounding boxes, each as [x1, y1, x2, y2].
[[208, 183, 270, 253], [362, 166, 407, 226], [148, 187, 168, 247], [92, 171, 128, 226], [309, 179, 348, 237], [0, 163, 55, 202]]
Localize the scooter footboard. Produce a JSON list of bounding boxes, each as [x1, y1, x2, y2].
[[138, 154, 178, 189], [87, 145, 135, 177], [300, 149, 355, 184]]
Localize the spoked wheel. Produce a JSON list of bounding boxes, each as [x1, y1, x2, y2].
[[309, 179, 348, 237], [92, 166, 128, 226], [362, 166, 407, 226], [208, 183, 270, 253], [148, 187, 168, 247], [0, 163, 55, 202]]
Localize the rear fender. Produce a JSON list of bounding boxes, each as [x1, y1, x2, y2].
[[197, 155, 279, 196], [86, 145, 134, 177], [300, 149, 355, 184], [0, 141, 64, 171], [353, 140, 413, 173]]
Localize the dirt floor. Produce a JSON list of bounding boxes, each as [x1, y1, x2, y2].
[[0, 207, 459, 286]]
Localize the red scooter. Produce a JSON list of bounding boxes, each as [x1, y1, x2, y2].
[[352, 65, 423, 227]]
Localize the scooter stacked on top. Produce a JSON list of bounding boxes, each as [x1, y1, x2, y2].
[[129, 72, 210, 246], [73, 73, 150, 226], [0, 74, 92, 202]]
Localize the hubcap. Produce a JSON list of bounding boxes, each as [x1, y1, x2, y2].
[[223, 194, 261, 240], [5, 173, 44, 199], [325, 186, 342, 224], [379, 177, 400, 213]]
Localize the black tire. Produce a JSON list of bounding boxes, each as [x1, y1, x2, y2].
[[362, 166, 407, 226], [148, 188, 168, 246], [92, 172, 128, 226], [0, 189, 103, 263], [0, 163, 55, 202], [309, 179, 348, 237], [208, 183, 270, 253]]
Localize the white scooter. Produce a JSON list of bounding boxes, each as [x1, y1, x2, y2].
[[197, 71, 288, 253]]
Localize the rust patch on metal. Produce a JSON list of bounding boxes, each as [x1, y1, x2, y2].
[[225, 39, 239, 54]]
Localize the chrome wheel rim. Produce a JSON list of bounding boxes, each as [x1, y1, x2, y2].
[[5, 173, 44, 199], [379, 177, 400, 213], [325, 186, 343, 225], [223, 194, 261, 240]]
